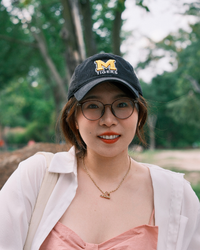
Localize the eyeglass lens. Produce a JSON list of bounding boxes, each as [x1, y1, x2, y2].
[[81, 98, 136, 120]]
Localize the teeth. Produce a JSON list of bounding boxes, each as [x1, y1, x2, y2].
[[100, 135, 119, 139]]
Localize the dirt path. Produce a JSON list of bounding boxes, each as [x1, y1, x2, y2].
[[130, 149, 200, 185], [0, 142, 71, 189], [150, 150, 200, 171], [1, 144, 200, 188], [131, 149, 200, 171]]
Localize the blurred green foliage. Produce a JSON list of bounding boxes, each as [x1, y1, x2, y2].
[[139, 2, 200, 148], [0, 0, 147, 146], [192, 184, 200, 200], [0, 0, 200, 148], [0, 78, 55, 143]]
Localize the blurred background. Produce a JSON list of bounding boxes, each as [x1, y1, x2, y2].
[[0, 0, 200, 194]]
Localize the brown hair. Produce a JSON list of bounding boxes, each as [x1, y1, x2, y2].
[[60, 95, 148, 156]]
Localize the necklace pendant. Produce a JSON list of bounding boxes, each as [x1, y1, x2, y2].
[[100, 191, 110, 199]]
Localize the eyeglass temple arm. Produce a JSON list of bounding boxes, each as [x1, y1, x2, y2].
[[134, 100, 139, 112]]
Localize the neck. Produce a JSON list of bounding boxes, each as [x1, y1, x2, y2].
[[82, 151, 130, 181]]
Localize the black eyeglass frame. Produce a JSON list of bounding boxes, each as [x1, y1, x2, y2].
[[77, 98, 139, 121]]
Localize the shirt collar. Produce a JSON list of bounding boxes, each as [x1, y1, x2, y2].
[[48, 146, 77, 176]]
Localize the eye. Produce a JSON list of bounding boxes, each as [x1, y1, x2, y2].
[[87, 104, 99, 109], [83, 101, 101, 109], [117, 101, 129, 108]]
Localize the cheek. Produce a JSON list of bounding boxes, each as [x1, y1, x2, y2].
[[79, 125, 94, 136], [126, 113, 138, 135], [78, 127, 95, 147], [76, 116, 95, 142]]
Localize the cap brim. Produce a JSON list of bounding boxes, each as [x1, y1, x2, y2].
[[74, 77, 139, 101]]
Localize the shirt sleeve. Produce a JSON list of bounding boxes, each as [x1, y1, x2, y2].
[[182, 180, 200, 250], [186, 200, 200, 250], [0, 154, 46, 250]]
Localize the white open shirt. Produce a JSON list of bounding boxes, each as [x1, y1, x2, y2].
[[0, 146, 199, 250]]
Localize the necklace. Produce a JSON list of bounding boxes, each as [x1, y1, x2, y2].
[[82, 156, 131, 199]]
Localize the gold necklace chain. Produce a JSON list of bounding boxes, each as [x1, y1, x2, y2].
[[82, 156, 131, 199]]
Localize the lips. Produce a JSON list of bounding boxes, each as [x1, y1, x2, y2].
[[98, 132, 120, 144]]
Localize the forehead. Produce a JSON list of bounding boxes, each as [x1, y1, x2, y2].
[[86, 82, 128, 96]]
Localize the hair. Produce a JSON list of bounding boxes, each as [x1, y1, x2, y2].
[[60, 93, 148, 157]]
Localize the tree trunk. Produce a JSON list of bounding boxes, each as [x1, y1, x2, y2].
[[44, 75, 66, 142], [61, 0, 86, 80], [69, 0, 86, 61], [32, 30, 68, 103], [79, 0, 97, 56], [112, 0, 126, 55], [148, 114, 157, 150]]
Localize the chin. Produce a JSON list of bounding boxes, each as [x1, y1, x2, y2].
[[89, 146, 128, 159]]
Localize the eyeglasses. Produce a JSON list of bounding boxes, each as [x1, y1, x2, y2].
[[77, 98, 138, 121]]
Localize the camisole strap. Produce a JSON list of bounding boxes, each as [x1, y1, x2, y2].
[[148, 209, 155, 225]]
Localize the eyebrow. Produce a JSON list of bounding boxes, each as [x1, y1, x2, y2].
[[83, 93, 128, 101]]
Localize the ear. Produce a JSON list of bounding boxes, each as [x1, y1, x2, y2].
[[75, 121, 79, 129], [138, 119, 141, 128]]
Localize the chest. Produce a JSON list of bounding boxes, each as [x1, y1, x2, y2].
[[59, 171, 154, 244]]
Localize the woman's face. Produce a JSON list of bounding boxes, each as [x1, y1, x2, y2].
[[76, 82, 138, 158]]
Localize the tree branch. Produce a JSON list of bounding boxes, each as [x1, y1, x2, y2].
[[185, 75, 200, 94], [32, 30, 68, 101], [0, 34, 38, 48]]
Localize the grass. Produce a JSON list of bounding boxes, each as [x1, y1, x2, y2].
[[192, 184, 200, 200]]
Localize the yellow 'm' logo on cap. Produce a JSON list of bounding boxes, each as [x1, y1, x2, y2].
[[95, 59, 117, 71], [94, 59, 117, 75]]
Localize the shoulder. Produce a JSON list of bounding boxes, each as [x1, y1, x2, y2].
[[14, 153, 51, 195], [19, 146, 76, 176], [182, 178, 199, 216], [143, 163, 200, 247], [145, 163, 199, 211], [142, 162, 185, 182], [0, 152, 51, 217], [19, 152, 48, 178]]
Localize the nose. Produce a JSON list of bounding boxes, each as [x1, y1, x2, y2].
[[99, 105, 118, 127]]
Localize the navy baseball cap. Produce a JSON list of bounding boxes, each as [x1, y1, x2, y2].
[[67, 53, 143, 101]]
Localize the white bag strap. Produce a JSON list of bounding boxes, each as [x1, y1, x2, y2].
[[24, 152, 59, 250]]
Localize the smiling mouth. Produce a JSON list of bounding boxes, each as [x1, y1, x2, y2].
[[99, 135, 120, 140], [98, 134, 121, 144]]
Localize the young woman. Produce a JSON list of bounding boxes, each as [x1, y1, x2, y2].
[[0, 53, 199, 250]]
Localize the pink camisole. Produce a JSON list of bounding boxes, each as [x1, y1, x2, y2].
[[40, 210, 158, 250]]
